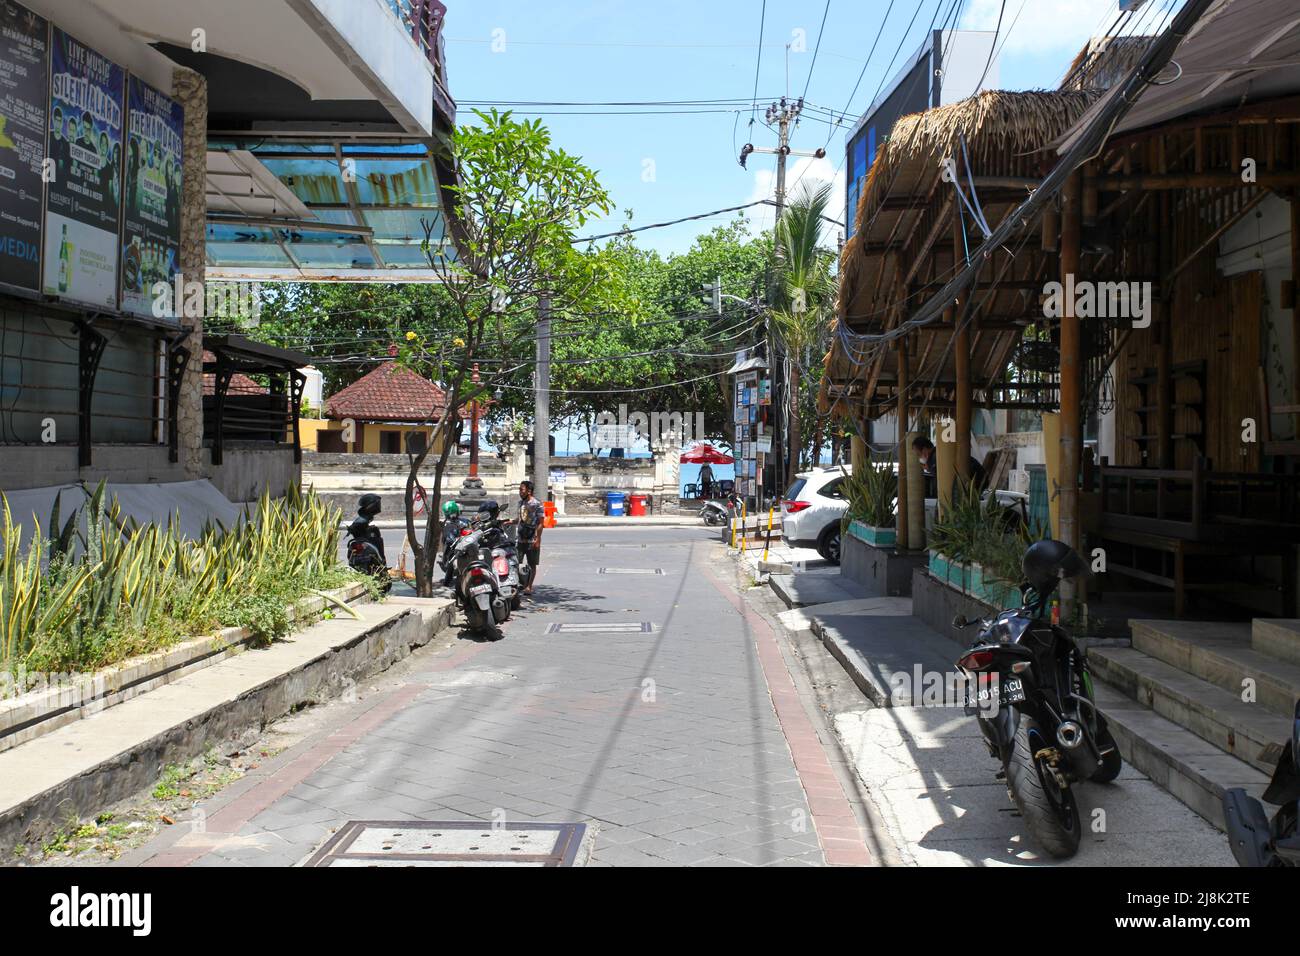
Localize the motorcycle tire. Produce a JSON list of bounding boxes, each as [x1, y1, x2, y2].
[[1006, 717, 1082, 859], [510, 592, 523, 611], [703, 510, 725, 527], [1090, 722, 1124, 783]]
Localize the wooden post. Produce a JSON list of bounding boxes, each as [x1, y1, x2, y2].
[[1059, 172, 1083, 616], [1291, 195, 1300, 438], [953, 214, 972, 489], [896, 336, 910, 552], [1156, 192, 1174, 469]]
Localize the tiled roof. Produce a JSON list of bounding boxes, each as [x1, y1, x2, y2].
[[325, 361, 458, 423]]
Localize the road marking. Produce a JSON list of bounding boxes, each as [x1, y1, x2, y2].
[[597, 567, 664, 575]]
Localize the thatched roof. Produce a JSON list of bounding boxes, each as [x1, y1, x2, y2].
[[825, 89, 1100, 420]]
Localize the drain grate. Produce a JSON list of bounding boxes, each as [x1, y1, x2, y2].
[[304, 821, 586, 867], [545, 621, 655, 634], [597, 567, 664, 575]]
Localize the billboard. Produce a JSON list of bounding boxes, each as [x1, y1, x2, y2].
[[0, 1, 48, 292], [43, 26, 124, 308], [121, 76, 182, 316]]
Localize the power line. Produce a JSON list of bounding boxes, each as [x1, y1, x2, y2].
[[575, 201, 770, 242], [799, 1, 833, 105], [749, 0, 769, 128]]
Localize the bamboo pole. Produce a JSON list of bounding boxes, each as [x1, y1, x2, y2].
[[953, 213, 972, 489], [1059, 172, 1083, 617], [896, 337, 910, 552]]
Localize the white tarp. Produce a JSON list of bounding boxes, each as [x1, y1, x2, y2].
[[1, 479, 243, 556]]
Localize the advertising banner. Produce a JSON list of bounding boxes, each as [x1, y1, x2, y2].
[[120, 75, 181, 316], [43, 26, 123, 307], [0, 2, 48, 292]]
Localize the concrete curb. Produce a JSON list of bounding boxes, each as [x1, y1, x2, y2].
[[0, 598, 455, 852], [0, 582, 371, 755]]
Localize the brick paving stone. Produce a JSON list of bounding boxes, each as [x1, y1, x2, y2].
[[171, 529, 871, 867]]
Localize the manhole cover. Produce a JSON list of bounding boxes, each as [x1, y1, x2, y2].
[[546, 622, 655, 634], [304, 821, 586, 867], [597, 568, 664, 575]]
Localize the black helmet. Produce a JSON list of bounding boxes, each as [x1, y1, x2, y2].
[[358, 493, 382, 518], [478, 499, 500, 520], [1022, 539, 1088, 597]]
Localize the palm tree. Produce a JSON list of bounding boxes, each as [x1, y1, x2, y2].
[[771, 182, 837, 486]]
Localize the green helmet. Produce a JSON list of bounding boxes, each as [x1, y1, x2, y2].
[[441, 500, 461, 519]]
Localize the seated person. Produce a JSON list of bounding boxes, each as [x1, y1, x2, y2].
[[911, 435, 987, 499]]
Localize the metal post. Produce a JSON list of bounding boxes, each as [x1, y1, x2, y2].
[[533, 291, 551, 497], [469, 362, 480, 478]]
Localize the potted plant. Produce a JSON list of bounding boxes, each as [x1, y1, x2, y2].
[[842, 460, 898, 547], [926, 481, 1040, 608]]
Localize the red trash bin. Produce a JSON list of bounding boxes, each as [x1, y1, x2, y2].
[[628, 494, 648, 517]]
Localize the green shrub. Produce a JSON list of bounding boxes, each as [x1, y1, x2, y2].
[[1, 483, 360, 673], [842, 459, 898, 530]]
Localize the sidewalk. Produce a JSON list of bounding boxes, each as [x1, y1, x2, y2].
[[758, 563, 1232, 865], [0, 596, 453, 851]]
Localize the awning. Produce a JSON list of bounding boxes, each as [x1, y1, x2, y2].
[[204, 139, 460, 281], [1055, 0, 1300, 153]]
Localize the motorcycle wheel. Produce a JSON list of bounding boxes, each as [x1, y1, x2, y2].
[[466, 602, 501, 639], [703, 509, 725, 527], [1006, 717, 1082, 859], [510, 592, 523, 611], [1090, 722, 1124, 783]]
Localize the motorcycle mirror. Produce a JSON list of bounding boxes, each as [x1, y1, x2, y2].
[[952, 614, 968, 629]]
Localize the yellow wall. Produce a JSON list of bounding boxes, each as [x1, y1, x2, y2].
[[299, 419, 447, 455]]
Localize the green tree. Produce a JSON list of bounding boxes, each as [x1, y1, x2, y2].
[[771, 183, 837, 482], [398, 110, 616, 596]]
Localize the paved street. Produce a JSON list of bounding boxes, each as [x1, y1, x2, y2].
[[134, 527, 869, 867]]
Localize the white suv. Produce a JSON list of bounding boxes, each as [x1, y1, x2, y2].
[[781, 466, 851, 563]]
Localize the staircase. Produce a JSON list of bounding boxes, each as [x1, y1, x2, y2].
[[1089, 618, 1300, 827]]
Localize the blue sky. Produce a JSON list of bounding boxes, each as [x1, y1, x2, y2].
[[443, 0, 1128, 255]]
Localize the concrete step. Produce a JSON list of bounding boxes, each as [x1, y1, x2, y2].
[[1093, 683, 1270, 829], [1090, 646, 1292, 774], [1253, 618, 1300, 668], [1130, 619, 1300, 717]]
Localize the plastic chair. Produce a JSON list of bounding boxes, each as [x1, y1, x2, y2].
[[682, 482, 699, 500]]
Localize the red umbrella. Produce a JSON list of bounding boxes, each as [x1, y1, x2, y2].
[[680, 443, 734, 464]]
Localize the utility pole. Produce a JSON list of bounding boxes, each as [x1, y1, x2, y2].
[[739, 97, 826, 498], [532, 290, 551, 500]]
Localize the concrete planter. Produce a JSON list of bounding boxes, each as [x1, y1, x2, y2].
[[0, 581, 370, 754], [841, 523, 924, 598], [927, 553, 1018, 609], [847, 519, 896, 548]]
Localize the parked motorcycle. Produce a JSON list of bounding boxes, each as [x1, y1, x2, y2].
[[700, 491, 741, 527], [1222, 700, 1300, 866], [450, 502, 512, 639], [345, 493, 391, 594], [952, 539, 1121, 858]]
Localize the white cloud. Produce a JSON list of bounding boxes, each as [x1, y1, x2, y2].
[[745, 153, 848, 242], [961, 0, 1116, 56]]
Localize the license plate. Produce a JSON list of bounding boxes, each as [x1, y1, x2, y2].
[[469, 584, 492, 595], [965, 676, 1026, 709]]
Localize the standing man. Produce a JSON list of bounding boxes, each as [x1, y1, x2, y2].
[[517, 480, 545, 595], [698, 461, 714, 500]]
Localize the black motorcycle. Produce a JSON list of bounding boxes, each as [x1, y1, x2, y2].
[[345, 494, 391, 595], [450, 503, 512, 639], [953, 540, 1121, 858], [1222, 700, 1300, 866]]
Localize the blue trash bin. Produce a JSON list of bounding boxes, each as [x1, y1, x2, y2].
[[606, 492, 626, 516]]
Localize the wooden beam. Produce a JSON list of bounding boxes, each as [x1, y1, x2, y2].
[[1097, 171, 1300, 190], [1059, 172, 1083, 613], [953, 211, 971, 483], [896, 335, 910, 553]]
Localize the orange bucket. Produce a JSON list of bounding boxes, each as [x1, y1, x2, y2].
[[543, 500, 557, 528]]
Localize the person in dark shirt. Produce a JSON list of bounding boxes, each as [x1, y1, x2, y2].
[[912, 435, 987, 499], [517, 480, 545, 595]]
